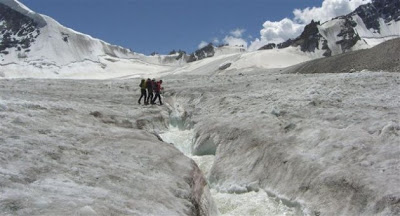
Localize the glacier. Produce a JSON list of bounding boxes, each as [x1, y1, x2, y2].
[[1, 65, 398, 215], [0, 0, 400, 215]]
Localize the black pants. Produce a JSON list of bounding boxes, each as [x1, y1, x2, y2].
[[146, 91, 153, 104], [138, 89, 147, 104], [152, 92, 162, 105]]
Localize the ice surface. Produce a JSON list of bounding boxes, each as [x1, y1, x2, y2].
[[0, 1, 399, 215], [0, 79, 216, 215], [1, 56, 399, 215], [211, 189, 299, 216], [160, 126, 195, 155], [161, 70, 400, 215], [160, 120, 304, 216]]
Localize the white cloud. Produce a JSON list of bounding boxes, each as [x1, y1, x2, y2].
[[248, 18, 304, 51], [208, 28, 248, 49], [230, 28, 246, 37], [198, 41, 208, 49], [293, 0, 371, 23], [248, 38, 268, 51], [260, 18, 305, 43], [212, 38, 220, 44], [249, 0, 371, 51], [223, 36, 248, 49]]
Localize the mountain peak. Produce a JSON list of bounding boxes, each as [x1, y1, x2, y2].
[[0, 0, 46, 27]]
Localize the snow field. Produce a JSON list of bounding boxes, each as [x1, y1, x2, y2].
[[0, 44, 316, 80]]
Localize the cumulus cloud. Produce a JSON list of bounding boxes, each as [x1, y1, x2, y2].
[[294, 0, 371, 23], [230, 28, 246, 37], [260, 18, 305, 43], [248, 18, 304, 51], [198, 41, 208, 49], [223, 36, 248, 48], [248, 0, 371, 51]]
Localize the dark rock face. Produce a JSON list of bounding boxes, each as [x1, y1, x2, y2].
[[277, 39, 293, 49], [335, 18, 361, 52], [294, 20, 324, 53], [176, 51, 190, 61], [322, 40, 331, 57], [169, 49, 188, 60], [188, 43, 215, 63], [329, 0, 399, 53], [352, 0, 400, 33], [0, 3, 40, 54], [259, 43, 276, 50], [259, 21, 332, 56], [61, 32, 69, 43]]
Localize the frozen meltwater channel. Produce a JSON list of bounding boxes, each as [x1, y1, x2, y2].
[[160, 126, 300, 216]]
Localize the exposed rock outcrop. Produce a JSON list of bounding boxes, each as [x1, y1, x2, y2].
[[188, 43, 215, 63], [0, 3, 40, 53]]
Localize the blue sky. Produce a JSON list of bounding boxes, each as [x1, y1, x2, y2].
[[18, 0, 368, 54]]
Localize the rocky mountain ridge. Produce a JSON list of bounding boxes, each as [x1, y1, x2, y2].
[[259, 0, 400, 57], [0, 0, 140, 66], [0, 3, 39, 56]]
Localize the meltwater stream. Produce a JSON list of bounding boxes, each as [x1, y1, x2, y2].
[[159, 126, 301, 216]]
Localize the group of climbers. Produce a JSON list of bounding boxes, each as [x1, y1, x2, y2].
[[138, 78, 163, 105]]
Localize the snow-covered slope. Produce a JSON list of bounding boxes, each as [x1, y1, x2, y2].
[[319, 0, 400, 56], [0, 0, 187, 78], [169, 46, 315, 76], [0, 0, 134, 64], [260, 0, 400, 57], [187, 44, 246, 63]]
